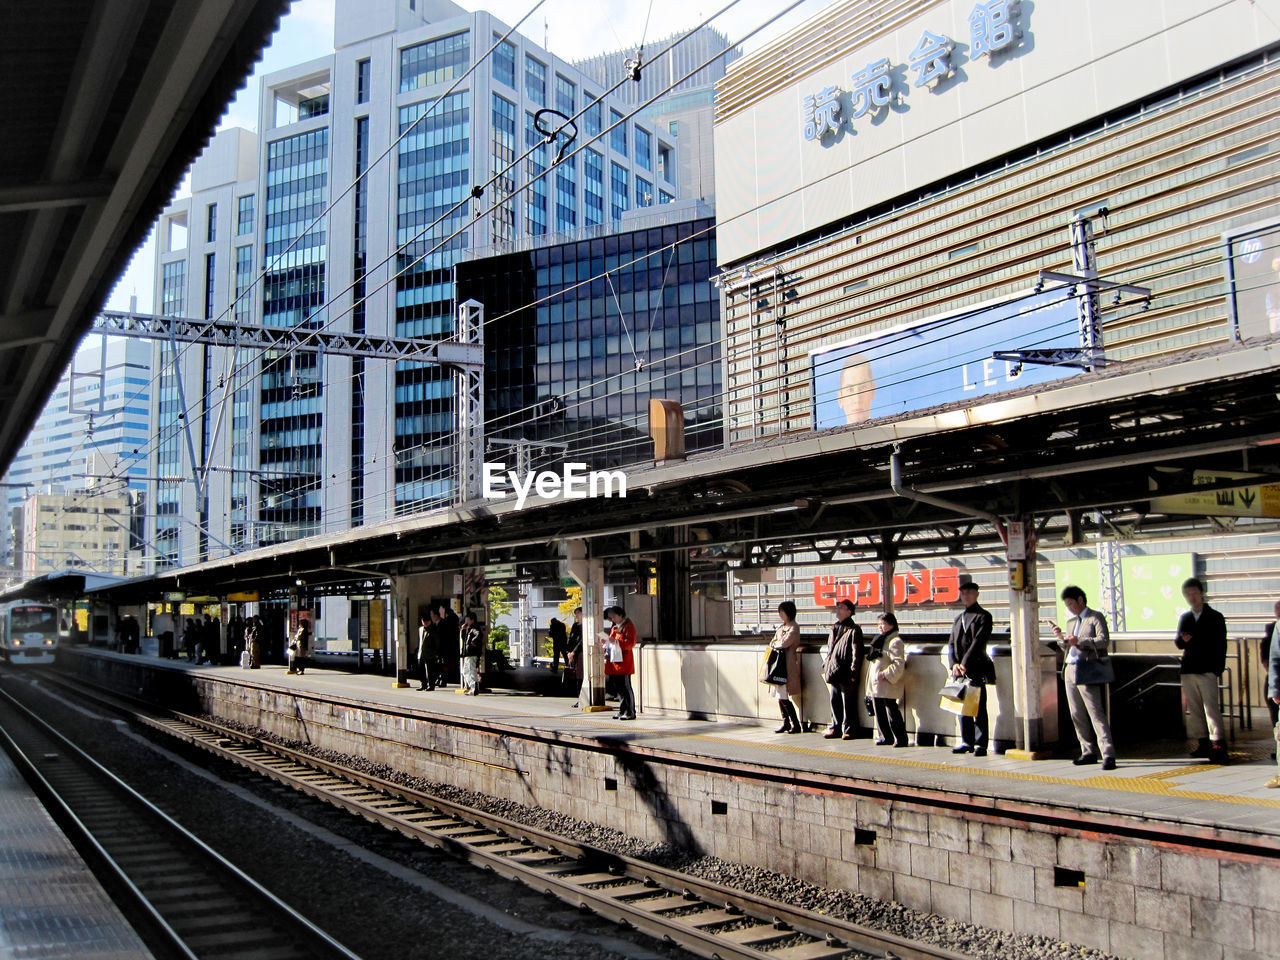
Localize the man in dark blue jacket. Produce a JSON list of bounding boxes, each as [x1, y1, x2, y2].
[[1175, 577, 1228, 763]]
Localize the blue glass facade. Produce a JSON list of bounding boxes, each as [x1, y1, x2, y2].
[[524, 111, 548, 237], [156, 261, 185, 567], [394, 94, 470, 511], [491, 94, 517, 244], [456, 219, 722, 470], [610, 162, 629, 220], [635, 126, 652, 172], [525, 54, 545, 103], [399, 32, 469, 92], [554, 153, 577, 231], [260, 128, 329, 543], [493, 35, 515, 89], [610, 109, 627, 156], [584, 149, 604, 225], [237, 194, 254, 235], [636, 176, 653, 208], [555, 73, 575, 115]]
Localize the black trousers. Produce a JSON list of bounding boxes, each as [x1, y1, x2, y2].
[[828, 681, 859, 734], [873, 697, 908, 745], [613, 674, 635, 718], [960, 682, 989, 750]]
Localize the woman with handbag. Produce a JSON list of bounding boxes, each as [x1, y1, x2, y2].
[[767, 601, 803, 734], [866, 612, 909, 747], [1052, 585, 1117, 770]]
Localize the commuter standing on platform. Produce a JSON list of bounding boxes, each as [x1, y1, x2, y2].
[[289, 619, 312, 675], [568, 607, 584, 704], [603, 606, 637, 720], [245, 616, 262, 669], [548, 618, 569, 672], [947, 581, 994, 756], [438, 602, 460, 685], [1175, 577, 1229, 764], [866, 612, 909, 747], [822, 599, 864, 741], [770, 601, 803, 734], [1052, 586, 1116, 770], [1262, 598, 1280, 759], [460, 613, 483, 695], [417, 613, 436, 690], [1266, 602, 1280, 787]]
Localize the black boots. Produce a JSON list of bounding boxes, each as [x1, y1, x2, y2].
[[1190, 737, 1212, 759], [1209, 740, 1229, 764], [777, 700, 801, 734]]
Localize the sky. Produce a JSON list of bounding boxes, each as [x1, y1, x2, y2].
[[103, 0, 830, 314]]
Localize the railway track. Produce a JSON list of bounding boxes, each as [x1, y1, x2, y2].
[[22, 670, 972, 960], [0, 682, 362, 960]]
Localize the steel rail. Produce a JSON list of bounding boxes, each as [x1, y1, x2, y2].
[[0, 681, 363, 960], [42, 673, 971, 960]]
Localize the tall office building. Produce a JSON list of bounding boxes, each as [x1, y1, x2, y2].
[[1, 336, 151, 569], [148, 0, 684, 571], [574, 27, 739, 203]]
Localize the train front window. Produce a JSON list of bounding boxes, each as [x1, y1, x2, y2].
[[12, 607, 56, 635]]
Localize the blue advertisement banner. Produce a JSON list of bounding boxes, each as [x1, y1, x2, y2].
[[809, 288, 1082, 430]]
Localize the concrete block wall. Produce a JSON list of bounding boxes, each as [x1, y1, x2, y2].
[[64, 652, 1280, 960]]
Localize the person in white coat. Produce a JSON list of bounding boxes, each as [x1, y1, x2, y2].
[[865, 612, 909, 747]]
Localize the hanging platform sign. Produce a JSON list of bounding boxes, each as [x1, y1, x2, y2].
[[1150, 470, 1280, 518]]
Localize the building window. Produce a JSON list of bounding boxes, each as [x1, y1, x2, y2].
[[396, 94, 470, 263], [234, 245, 253, 323], [206, 203, 217, 243], [399, 32, 469, 92], [237, 194, 254, 235], [584, 149, 604, 225], [669, 120, 679, 136], [298, 93, 329, 119], [610, 109, 627, 156], [525, 111, 548, 236], [161, 261, 185, 316], [585, 95, 601, 138], [353, 115, 369, 333], [555, 152, 577, 231], [525, 55, 546, 103], [635, 176, 653, 208], [555, 74, 575, 115], [610, 162, 628, 220], [492, 94, 517, 244], [659, 189, 675, 204], [356, 58, 371, 103], [635, 127, 652, 172], [204, 253, 216, 319], [493, 35, 515, 89], [658, 143, 673, 184]]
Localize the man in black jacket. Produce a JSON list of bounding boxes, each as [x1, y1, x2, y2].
[[822, 599, 864, 740], [947, 581, 994, 756], [1176, 577, 1229, 763]]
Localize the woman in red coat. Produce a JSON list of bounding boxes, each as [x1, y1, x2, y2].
[[603, 606, 637, 721]]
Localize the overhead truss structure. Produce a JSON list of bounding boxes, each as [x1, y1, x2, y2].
[[92, 310, 484, 368]]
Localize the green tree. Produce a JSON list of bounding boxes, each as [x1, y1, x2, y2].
[[488, 584, 512, 622]]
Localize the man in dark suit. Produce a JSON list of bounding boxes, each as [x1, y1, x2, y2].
[[947, 580, 994, 756], [1175, 577, 1229, 763]]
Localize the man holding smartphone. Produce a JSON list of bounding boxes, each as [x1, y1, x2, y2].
[[1051, 586, 1116, 770]]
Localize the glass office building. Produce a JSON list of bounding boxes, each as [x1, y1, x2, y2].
[[147, 0, 685, 569], [456, 214, 722, 469]]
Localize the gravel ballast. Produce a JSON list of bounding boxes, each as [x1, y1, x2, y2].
[[196, 712, 1126, 960]]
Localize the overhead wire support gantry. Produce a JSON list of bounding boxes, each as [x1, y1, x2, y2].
[[91, 309, 484, 368]]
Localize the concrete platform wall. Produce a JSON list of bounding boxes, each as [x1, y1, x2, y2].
[[63, 651, 1279, 960]]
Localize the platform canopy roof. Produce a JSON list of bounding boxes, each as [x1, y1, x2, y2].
[[85, 341, 1280, 605], [0, 569, 131, 605], [0, 0, 290, 476]]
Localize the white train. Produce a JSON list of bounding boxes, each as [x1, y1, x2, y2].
[[1, 600, 60, 665]]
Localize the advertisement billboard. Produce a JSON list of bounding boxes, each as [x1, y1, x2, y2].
[[1224, 219, 1280, 341], [809, 287, 1080, 430]]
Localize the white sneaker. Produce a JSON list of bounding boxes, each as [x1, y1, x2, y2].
[[1266, 776, 1280, 789]]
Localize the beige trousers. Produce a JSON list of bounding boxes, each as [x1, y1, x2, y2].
[[1181, 672, 1224, 741]]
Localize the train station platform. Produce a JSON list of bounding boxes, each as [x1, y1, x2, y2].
[[57, 649, 1280, 960], [0, 734, 154, 959]]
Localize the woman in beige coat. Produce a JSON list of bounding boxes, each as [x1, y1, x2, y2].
[[770, 601, 803, 733], [866, 612, 909, 746]]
